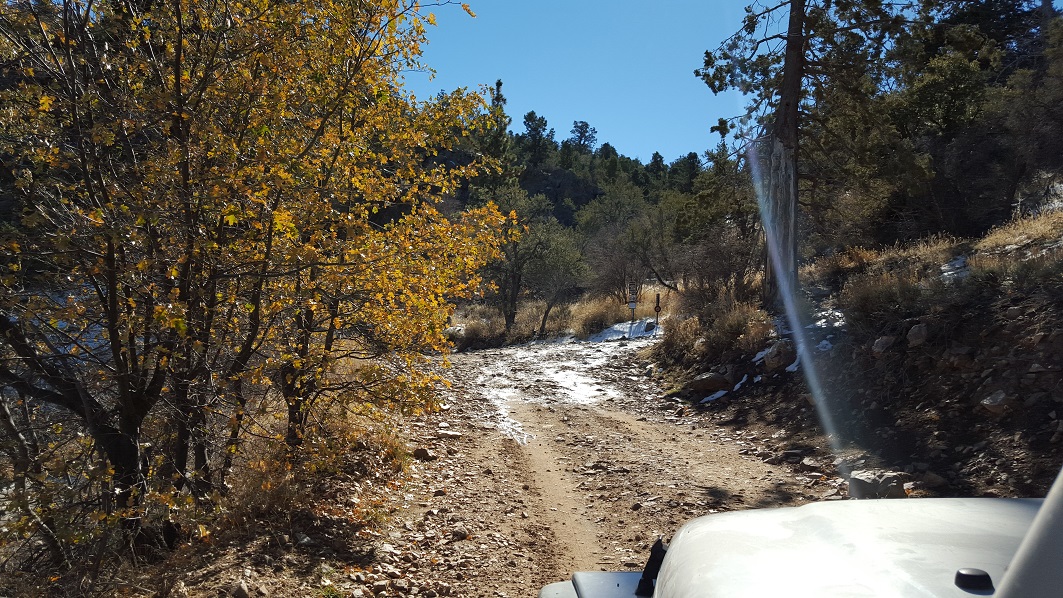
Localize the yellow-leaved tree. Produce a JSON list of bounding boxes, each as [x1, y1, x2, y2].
[[0, 0, 500, 564]]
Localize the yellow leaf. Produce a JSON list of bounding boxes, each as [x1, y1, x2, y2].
[[38, 95, 54, 111]]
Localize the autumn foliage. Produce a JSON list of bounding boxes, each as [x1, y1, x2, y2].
[[0, 0, 500, 569]]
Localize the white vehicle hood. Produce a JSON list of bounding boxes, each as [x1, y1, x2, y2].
[[655, 498, 1041, 598]]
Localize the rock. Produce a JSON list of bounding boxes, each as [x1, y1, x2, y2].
[[946, 345, 975, 368], [980, 390, 1009, 415], [906, 324, 928, 347], [450, 526, 469, 541], [436, 430, 463, 440], [413, 447, 437, 461], [1007, 306, 1023, 319], [644, 321, 656, 333], [1051, 421, 1063, 444], [294, 532, 315, 547], [685, 372, 730, 394], [231, 579, 251, 598], [872, 336, 896, 357], [763, 340, 796, 372], [920, 472, 948, 488], [848, 470, 907, 499]]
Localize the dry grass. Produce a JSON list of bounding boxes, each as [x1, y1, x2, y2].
[[804, 236, 963, 291], [655, 301, 773, 368], [801, 246, 880, 286], [975, 210, 1063, 252], [449, 285, 678, 348], [221, 416, 408, 527], [570, 296, 627, 338], [833, 211, 1063, 337]]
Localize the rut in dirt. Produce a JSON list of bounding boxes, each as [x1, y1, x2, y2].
[[441, 323, 813, 585]]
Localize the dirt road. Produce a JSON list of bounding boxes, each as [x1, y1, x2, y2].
[[373, 330, 818, 597]]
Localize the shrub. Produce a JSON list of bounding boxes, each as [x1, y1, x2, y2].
[[571, 296, 628, 338]]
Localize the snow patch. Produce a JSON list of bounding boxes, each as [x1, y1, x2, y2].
[[588, 318, 659, 343], [466, 322, 660, 442], [733, 374, 749, 391], [700, 390, 728, 404], [941, 255, 970, 282], [809, 309, 845, 329], [752, 347, 771, 364]]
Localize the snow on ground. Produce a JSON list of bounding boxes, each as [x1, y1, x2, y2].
[[466, 319, 660, 442]]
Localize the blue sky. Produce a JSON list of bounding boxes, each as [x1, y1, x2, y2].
[[403, 1, 752, 164]]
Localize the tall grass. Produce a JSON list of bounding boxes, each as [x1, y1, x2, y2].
[[831, 210, 1063, 338], [449, 285, 677, 349]]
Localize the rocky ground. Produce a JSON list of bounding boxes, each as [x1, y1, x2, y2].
[[129, 291, 1063, 598], [147, 328, 847, 598]]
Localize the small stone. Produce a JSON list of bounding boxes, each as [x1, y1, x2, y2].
[[231, 580, 251, 598], [685, 372, 730, 393], [413, 447, 437, 461], [872, 336, 896, 356], [907, 324, 928, 347], [981, 390, 1009, 415], [450, 526, 469, 541], [921, 472, 947, 488]]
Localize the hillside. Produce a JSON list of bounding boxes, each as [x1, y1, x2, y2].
[[661, 210, 1063, 499]]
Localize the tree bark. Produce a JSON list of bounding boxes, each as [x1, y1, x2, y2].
[[762, 0, 805, 311]]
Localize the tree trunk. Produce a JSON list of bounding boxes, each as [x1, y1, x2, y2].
[[762, 0, 804, 311], [538, 298, 558, 338], [0, 394, 68, 566], [761, 137, 799, 310]]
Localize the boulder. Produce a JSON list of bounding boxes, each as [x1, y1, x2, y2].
[[848, 469, 908, 499], [685, 372, 731, 394], [906, 323, 928, 347], [980, 390, 1009, 416], [872, 336, 896, 357], [412, 447, 438, 461], [763, 340, 795, 372], [920, 472, 948, 489]]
